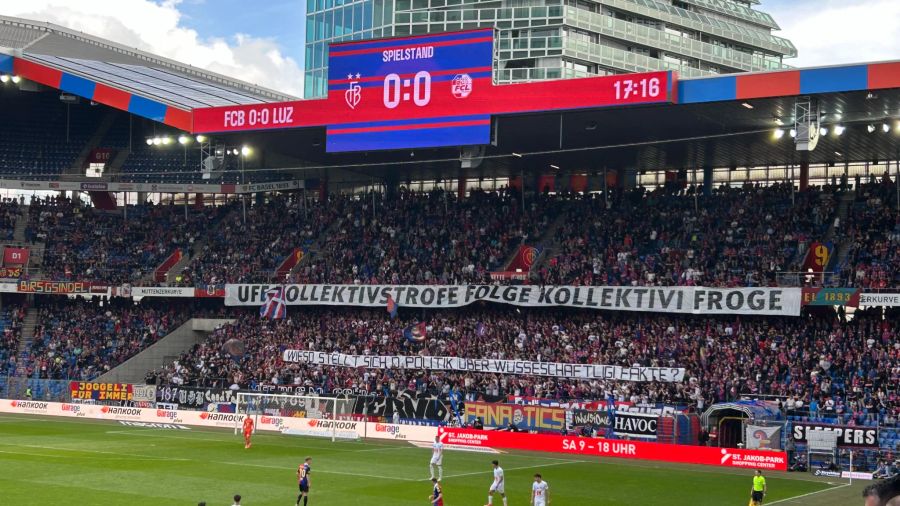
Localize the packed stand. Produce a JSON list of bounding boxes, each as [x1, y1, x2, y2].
[[840, 177, 899, 289], [0, 305, 24, 376], [26, 298, 225, 381], [148, 305, 899, 426], [177, 194, 342, 286], [537, 183, 835, 287], [294, 188, 556, 285], [26, 196, 231, 284]]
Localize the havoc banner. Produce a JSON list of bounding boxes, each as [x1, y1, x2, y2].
[[283, 350, 685, 383], [227, 284, 801, 316]]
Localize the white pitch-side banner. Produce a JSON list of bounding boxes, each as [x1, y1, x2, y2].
[[226, 284, 801, 316], [0, 399, 438, 442], [282, 350, 685, 383]]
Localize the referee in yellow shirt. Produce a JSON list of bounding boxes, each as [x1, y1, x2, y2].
[[750, 470, 767, 505]]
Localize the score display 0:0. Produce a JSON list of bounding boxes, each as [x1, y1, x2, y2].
[[612, 77, 661, 100], [383, 71, 432, 109]]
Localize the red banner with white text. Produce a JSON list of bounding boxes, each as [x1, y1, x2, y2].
[[437, 428, 787, 471]]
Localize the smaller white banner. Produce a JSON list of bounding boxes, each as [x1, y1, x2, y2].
[[132, 287, 195, 298], [283, 351, 685, 383], [859, 293, 900, 307]]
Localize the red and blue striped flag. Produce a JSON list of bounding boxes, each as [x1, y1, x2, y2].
[[260, 286, 287, 320]]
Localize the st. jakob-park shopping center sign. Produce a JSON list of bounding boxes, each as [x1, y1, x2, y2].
[[191, 29, 674, 153], [226, 284, 801, 316]]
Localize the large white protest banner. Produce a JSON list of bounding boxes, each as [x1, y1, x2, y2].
[[282, 350, 685, 383], [227, 284, 801, 316]]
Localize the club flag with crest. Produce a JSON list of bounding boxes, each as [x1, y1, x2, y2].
[[260, 286, 287, 319], [386, 294, 398, 319], [403, 322, 427, 343]]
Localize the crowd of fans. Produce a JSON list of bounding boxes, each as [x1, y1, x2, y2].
[[0, 305, 24, 377], [840, 179, 899, 289], [10, 182, 898, 289], [0, 199, 23, 241], [177, 194, 339, 286], [536, 183, 834, 287], [292, 188, 555, 285], [148, 305, 899, 426], [26, 196, 231, 284], [25, 298, 224, 380]]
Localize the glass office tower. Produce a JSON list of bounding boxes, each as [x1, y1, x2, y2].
[[304, 0, 795, 98]]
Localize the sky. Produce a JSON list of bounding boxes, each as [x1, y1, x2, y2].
[[0, 0, 898, 97]]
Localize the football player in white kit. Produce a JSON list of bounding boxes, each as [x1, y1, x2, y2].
[[531, 473, 550, 506], [487, 460, 507, 506], [430, 435, 444, 481]]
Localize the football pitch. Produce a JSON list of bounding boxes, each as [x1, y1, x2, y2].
[[0, 414, 864, 505]]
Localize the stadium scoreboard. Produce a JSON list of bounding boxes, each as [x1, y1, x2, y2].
[[191, 29, 675, 153], [325, 29, 495, 152]]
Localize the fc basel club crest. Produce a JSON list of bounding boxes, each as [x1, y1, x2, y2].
[[345, 73, 362, 109]]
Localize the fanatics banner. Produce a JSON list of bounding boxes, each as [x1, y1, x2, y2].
[[282, 350, 685, 383], [227, 284, 801, 316]]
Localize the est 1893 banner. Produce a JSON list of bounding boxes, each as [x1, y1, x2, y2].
[[227, 284, 800, 316]]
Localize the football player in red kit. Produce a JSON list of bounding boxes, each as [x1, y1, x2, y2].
[[242, 417, 254, 449]]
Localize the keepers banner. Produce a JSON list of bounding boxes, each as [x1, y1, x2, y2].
[[227, 284, 801, 316], [283, 350, 685, 382]]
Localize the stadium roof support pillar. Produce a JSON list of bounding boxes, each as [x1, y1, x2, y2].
[[799, 161, 809, 192], [622, 168, 637, 190], [702, 166, 713, 197]]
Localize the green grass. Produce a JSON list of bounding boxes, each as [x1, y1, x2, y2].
[[0, 414, 863, 505]]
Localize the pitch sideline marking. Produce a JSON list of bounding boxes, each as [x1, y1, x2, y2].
[[0, 441, 189, 461], [765, 483, 851, 505], [103, 429, 412, 453]]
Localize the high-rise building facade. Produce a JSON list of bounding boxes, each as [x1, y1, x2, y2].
[[304, 0, 795, 99]]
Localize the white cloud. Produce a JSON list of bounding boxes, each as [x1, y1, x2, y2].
[[0, 0, 303, 96], [767, 0, 900, 67]]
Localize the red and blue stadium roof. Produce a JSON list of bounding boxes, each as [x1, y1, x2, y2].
[[3, 50, 900, 135]]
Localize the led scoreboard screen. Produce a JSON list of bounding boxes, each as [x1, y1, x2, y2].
[[325, 29, 494, 153], [190, 29, 675, 152]]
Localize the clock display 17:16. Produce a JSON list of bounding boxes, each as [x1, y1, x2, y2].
[[612, 77, 662, 100], [383, 71, 432, 109]]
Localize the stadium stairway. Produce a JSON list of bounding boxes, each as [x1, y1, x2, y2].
[[12, 303, 39, 377], [62, 109, 120, 177], [94, 318, 235, 383], [164, 236, 208, 285], [527, 204, 574, 277], [824, 190, 856, 274], [290, 213, 344, 275], [12, 211, 27, 243]]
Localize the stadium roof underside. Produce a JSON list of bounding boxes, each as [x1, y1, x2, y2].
[[219, 78, 900, 182], [198, 60, 900, 181], [2, 15, 899, 183]]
